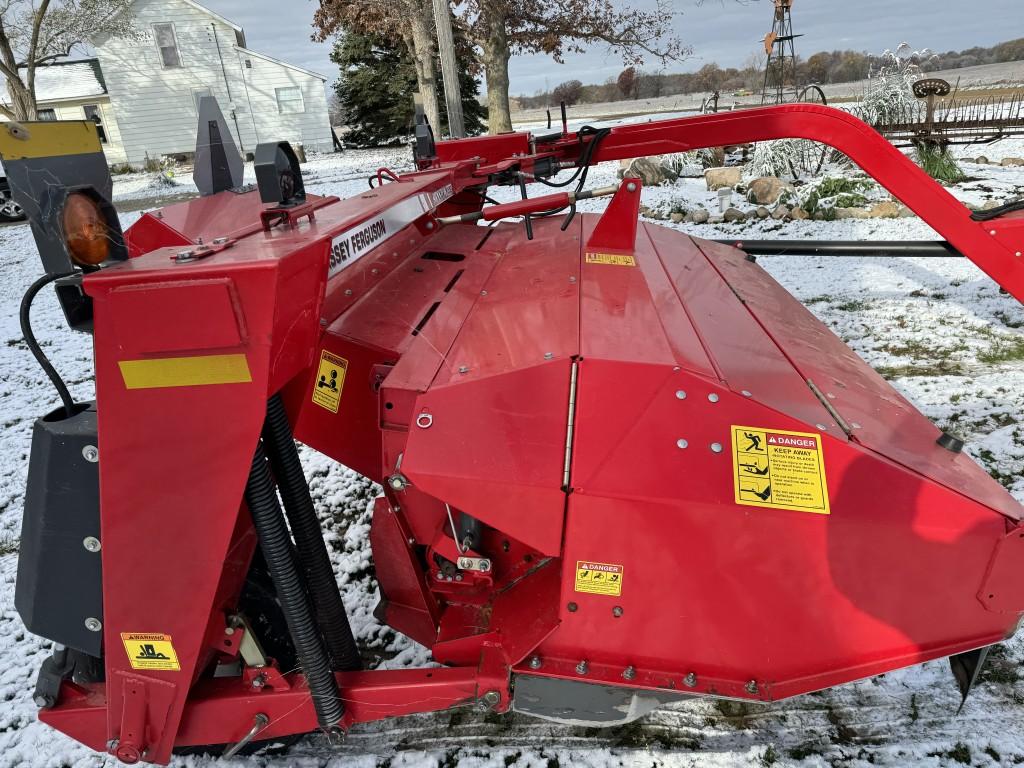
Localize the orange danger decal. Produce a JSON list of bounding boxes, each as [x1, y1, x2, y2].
[[731, 425, 830, 515], [574, 560, 624, 596]]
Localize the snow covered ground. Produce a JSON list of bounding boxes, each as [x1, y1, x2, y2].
[[2, 135, 1024, 767]]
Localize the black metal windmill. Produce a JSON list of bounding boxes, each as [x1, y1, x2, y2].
[[761, 0, 802, 104]]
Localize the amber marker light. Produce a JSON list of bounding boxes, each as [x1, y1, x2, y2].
[[62, 192, 110, 266]]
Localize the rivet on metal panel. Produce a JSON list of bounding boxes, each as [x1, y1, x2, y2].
[[612, 606, 624, 617], [387, 474, 408, 491], [1016, 252, 1022, 258], [741, 390, 752, 397], [83, 536, 101, 553], [622, 666, 636, 680], [989, 230, 996, 235], [576, 660, 589, 675], [707, 393, 719, 403], [344, 289, 353, 296], [416, 413, 433, 429], [569, 276, 577, 283], [528, 656, 543, 670], [626, 182, 638, 193], [458, 365, 470, 374], [683, 672, 697, 688], [425, 221, 435, 230], [672, 366, 680, 372], [82, 445, 98, 463], [480, 290, 488, 296], [710, 442, 723, 453], [676, 439, 688, 449], [675, 390, 687, 400], [567, 601, 578, 612], [544, 352, 554, 360], [371, 268, 380, 275], [815, 424, 828, 431]]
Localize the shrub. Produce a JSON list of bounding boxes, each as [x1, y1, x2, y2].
[[914, 142, 967, 183]]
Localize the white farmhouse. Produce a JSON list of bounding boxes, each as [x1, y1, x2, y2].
[[4, 0, 335, 167]]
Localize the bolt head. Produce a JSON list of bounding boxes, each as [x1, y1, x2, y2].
[[544, 352, 554, 360], [707, 393, 719, 403], [612, 605, 624, 618], [34, 694, 51, 708], [626, 182, 638, 192], [815, 424, 828, 431], [745, 679, 759, 694], [622, 666, 636, 681], [82, 445, 99, 463], [84, 617, 102, 632], [388, 475, 407, 491], [426, 220, 435, 230], [567, 601, 578, 613], [528, 655, 543, 669], [569, 276, 577, 283], [684, 672, 698, 688], [575, 660, 589, 675], [710, 442, 723, 453], [676, 439, 688, 449], [675, 390, 687, 400], [82, 536, 101, 553], [482, 690, 501, 707], [458, 365, 470, 374], [741, 390, 752, 397], [344, 288, 353, 296]]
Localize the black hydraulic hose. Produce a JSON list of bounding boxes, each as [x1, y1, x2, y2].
[[244, 440, 343, 728], [20, 272, 78, 419], [262, 394, 361, 672]]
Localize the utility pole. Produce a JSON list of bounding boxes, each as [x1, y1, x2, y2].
[[431, 0, 465, 138]]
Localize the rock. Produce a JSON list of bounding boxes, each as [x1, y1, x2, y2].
[[771, 205, 790, 220], [705, 166, 742, 191], [867, 201, 900, 218], [791, 207, 809, 220], [835, 207, 869, 219], [746, 176, 792, 205], [755, 206, 770, 219], [708, 214, 725, 225], [897, 205, 915, 218], [639, 205, 653, 217], [689, 208, 710, 224], [723, 207, 747, 222], [974, 156, 990, 165], [1001, 157, 1024, 167], [701, 146, 727, 168], [981, 200, 1002, 210], [622, 157, 666, 186], [670, 212, 685, 223], [813, 211, 825, 221]]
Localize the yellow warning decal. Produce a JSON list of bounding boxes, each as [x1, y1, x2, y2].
[[731, 425, 830, 515], [121, 633, 180, 671], [574, 560, 624, 596], [311, 349, 348, 413], [585, 252, 636, 267]]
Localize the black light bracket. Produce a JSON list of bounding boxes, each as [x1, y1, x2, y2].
[[254, 141, 306, 208]]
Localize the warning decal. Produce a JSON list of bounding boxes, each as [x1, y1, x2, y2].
[[731, 425, 830, 515], [585, 252, 636, 267], [311, 350, 348, 413], [121, 633, 180, 671], [574, 560, 624, 596]]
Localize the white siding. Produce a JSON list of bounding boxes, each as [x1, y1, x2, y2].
[[94, 0, 333, 164]]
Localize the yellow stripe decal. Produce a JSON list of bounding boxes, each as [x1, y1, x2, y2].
[[0, 121, 102, 160], [118, 354, 252, 390]]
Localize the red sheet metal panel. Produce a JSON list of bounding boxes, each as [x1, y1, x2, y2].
[[699, 237, 1022, 521]]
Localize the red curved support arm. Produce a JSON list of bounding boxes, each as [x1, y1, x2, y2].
[[584, 104, 1024, 303]]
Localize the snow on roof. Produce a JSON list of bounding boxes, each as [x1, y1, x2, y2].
[[17, 59, 107, 104]]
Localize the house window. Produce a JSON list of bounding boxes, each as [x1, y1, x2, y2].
[[275, 87, 304, 114], [37, 108, 57, 121], [83, 105, 107, 143], [153, 23, 182, 68]]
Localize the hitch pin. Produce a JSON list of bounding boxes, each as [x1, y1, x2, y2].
[[223, 713, 270, 758], [435, 183, 620, 226]]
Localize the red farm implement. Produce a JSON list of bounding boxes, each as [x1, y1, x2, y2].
[[6, 99, 1024, 764]]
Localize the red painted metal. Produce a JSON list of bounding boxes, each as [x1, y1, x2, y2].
[[28, 105, 1024, 764]]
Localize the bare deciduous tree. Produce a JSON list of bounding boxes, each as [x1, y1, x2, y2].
[[0, 0, 138, 121]]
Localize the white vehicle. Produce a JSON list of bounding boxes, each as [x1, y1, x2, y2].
[[0, 160, 26, 222]]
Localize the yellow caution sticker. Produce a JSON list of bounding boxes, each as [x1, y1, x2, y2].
[[585, 252, 636, 267], [311, 350, 348, 413], [574, 560, 624, 596], [121, 633, 180, 671], [731, 425, 830, 515]]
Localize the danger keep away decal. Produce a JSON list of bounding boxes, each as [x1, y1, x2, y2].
[[731, 426, 831, 515]]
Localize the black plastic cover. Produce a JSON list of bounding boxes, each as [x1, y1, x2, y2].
[[15, 402, 102, 656]]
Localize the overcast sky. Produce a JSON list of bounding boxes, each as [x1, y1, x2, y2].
[[199, 0, 1022, 95]]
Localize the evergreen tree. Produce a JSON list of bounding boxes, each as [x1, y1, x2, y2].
[[332, 25, 486, 147]]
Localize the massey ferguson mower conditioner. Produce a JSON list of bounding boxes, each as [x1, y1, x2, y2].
[[6, 98, 1024, 763]]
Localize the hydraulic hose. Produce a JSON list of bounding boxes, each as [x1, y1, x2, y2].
[[20, 272, 78, 418], [244, 440, 343, 728], [262, 394, 361, 671]]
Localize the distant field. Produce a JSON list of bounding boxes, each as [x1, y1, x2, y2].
[[511, 58, 1024, 126]]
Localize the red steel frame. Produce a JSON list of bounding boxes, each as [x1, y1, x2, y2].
[[35, 105, 1024, 764]]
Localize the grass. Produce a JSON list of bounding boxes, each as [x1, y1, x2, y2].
[[978, 337, 1024, 364], [0, 533, 18, 555], [915, 142, 968, 183]]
